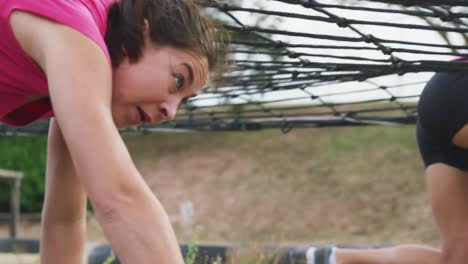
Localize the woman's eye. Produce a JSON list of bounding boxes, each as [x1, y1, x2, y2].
[[174, 74, 185, 90]]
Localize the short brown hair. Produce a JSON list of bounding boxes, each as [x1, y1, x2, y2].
[[105, 0, 222, 73]]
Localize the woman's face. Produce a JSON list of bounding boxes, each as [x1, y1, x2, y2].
[[111, 43, 209, 128]]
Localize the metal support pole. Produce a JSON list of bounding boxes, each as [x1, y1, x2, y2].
[[10, 177, 22, 239], [0, 169, 23, 239]]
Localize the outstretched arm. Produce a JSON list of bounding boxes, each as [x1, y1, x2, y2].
[[41, 119, 87, 264], [11, 12, 184, 264]]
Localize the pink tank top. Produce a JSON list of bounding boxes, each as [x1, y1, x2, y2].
[[0, 0, 115, 127]]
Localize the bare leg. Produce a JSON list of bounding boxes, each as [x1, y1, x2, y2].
[[426, 163, 468, 264], [333, 162, 468, 264], [336, 245, 440, 264], [309, 129, 468, 264]]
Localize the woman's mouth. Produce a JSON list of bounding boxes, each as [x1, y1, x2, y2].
[[136, 106, 145, 123], [135, 106, 154, 124]]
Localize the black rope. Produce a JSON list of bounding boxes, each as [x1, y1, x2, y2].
[[213, 4, 468, 33]]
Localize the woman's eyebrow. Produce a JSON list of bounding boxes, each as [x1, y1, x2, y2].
[[182, 63, 194, 86]]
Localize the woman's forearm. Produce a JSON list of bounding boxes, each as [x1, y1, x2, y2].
[[41, 119, 88, 264], [49, 112, 185, 263], [91, 180, 184, 264], [41, 219, 87, 264]]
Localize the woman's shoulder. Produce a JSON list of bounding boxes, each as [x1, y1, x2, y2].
[[3, 0, 112, 63], [2, 9, 112, 127], [12, 9, 110, 71]]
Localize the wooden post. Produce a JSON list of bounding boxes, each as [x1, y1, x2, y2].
[[0, 169, 23, 239]]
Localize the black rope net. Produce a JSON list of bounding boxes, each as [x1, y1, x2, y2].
[[2, 0, 468, 135]]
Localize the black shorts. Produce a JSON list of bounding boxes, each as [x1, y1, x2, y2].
[[416, 72, 468, 171]]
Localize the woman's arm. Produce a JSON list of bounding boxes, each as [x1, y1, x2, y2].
[[41, 119, 87, 264], [11, 12, 184, 264]]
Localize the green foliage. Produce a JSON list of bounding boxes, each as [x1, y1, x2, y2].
[[98, 225, 204, 264], [0, 136, 47, 212], [102, 250, 116, 264], [232, 104, 245, 121], [185, 225, 204, 264]]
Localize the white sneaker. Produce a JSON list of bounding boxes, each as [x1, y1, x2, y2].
[[306, 247, 334, 264]]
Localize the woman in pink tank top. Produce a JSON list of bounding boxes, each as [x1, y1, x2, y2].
[[1, 0, 221, 263]]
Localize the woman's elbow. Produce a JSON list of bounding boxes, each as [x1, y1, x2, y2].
[[89, 182, 147, 223]]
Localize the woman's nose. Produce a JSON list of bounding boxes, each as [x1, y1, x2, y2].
[[159, 100, 179, 121]]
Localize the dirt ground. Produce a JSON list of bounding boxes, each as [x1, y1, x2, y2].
[[0, 127, 442, 263]]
